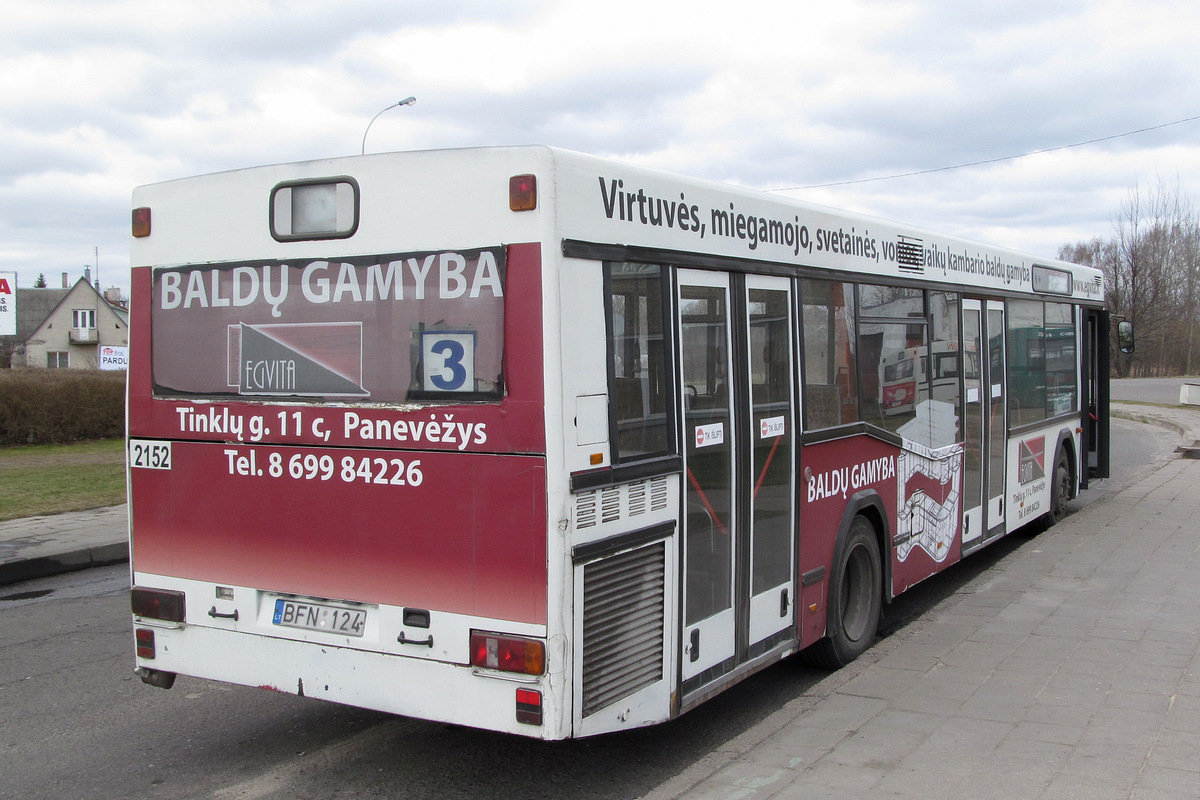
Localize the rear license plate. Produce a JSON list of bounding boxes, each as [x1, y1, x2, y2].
[[272, 598, 366, 637]]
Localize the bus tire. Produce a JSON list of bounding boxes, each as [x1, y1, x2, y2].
[[1046, 447, 1073, 527], [811, 515, 882, 669]]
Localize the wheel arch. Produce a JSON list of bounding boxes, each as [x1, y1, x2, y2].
[[834, 488, 892, 603], [1053, 427, 1078, 500]]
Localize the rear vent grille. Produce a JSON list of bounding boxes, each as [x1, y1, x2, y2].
[[581, 542, 665, 717], [575, 476, 670, 529], [576, 492, 597, 528], [601, 487, 621, 524], [650, 478, 668, 512], [628, 481, 647, 516]]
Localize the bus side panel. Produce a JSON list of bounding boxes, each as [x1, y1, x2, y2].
[[1007, 425, 1077, 531], [799, 434, 965, 646], [798, 436, 900, 647], [130, 445, 548, 625], [892, 447, 964, 593]]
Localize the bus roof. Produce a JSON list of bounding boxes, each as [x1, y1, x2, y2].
[[133, 145, 1104, 304]]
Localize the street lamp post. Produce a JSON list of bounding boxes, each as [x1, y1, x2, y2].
[[361, 97, 417, 155]]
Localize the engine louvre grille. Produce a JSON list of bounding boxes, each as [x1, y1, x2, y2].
[[581, 542, 665, 717]]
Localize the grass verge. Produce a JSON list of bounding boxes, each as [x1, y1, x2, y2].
[[0, 439, 126, 521]]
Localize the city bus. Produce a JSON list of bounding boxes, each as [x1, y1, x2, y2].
[[127, 145, 1110, 739], [877, 340, 966, 417]]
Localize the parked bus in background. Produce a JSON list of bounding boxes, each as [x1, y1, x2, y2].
[[878, 340, 969, 417], [127, 146, 1110, 739]]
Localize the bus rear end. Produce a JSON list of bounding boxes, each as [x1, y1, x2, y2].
[[127, 149, 560, 737]]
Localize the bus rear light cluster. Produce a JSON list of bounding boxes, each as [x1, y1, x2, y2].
[[509, 174, 537, 211], [470, 631, 546, 675], [132, 206, 151, 237], [135, 628, 156, 659], [131, 587, 186, 622], [515, 688, 542, 725]]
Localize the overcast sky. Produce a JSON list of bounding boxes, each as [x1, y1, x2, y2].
[[2, 0, 1197, 297]]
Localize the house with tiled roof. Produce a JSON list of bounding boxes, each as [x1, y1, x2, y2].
[[0, 274, 128, 369]]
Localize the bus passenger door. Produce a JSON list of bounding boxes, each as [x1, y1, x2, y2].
[[678, 271, 737, 682], [744, 276, 795, 649], [1083, 309, 1110, 483], [984, 301, 1007, 536], [961, 300, 985, 547], [961, 299, 1007, 549]]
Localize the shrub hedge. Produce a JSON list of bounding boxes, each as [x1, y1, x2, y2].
[[0, 369, 126, 445]]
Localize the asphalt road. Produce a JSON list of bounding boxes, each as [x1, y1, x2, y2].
[[1, 565, 865, 800], [0, 417, 1181, 800]]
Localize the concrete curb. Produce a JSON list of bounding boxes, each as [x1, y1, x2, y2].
[[0, 540, 128, 587], [1111, 403, 1198, 442], [1111, 408, 1188, 435]]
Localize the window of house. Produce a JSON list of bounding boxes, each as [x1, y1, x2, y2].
[[47, 351, 69, 368], [72, 309, 96, 329]]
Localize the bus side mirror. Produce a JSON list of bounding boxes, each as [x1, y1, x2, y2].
[[1117, 320, 1135, 354]]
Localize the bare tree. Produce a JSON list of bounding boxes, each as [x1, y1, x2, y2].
[[1180, 211, 1200, 375], [1061, 177, 1197, 377]]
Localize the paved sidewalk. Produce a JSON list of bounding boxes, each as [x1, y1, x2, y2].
[[1111, 403, 1200, 455], [0, 504, 128, 585], [645, 407, 1200, 800]]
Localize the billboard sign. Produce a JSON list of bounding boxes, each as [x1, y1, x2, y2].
[[100, 345, 128, 370], [0, 272, 15, 336]]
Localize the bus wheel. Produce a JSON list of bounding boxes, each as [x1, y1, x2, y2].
[[811, 516, 882, 669], [1047, 448, 1073, 527]]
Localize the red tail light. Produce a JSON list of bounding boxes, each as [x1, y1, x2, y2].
[[135, 628, 156, 659], [515, 688, 542, 725], [470, 631, 545, 675], [131, 587, 186, 622]]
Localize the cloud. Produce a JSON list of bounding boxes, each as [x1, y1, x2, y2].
[[0, 0, 1198, 293]]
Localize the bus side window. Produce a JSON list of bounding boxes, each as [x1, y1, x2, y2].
[[606, 262, 671, 462], [929, 291, 961, 447], [800, 279, 859, 429], [856, 284, 926, 437], [1007, 299, 1052, 426], [1044, 303, 1077, 417]]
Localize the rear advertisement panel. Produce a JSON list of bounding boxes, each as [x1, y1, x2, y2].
[[128, 242, 549, 621], [129, 243, 546, 455], [151, 247, 505, 403], [130, 440, 548, 625]]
